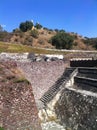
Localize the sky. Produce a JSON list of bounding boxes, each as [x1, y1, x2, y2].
[[0, 0, 97, 38]]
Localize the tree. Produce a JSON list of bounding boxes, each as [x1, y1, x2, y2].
[[35, 23, 42, 29], [19, 21, 33, 32], [51, 32, 74, 49]]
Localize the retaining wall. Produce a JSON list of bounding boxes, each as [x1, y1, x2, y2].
[[55, 87, 97, 130], [17, 60, 67, 103]]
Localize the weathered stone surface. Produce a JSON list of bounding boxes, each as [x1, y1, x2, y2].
[[0, 61, 41, 130], [17, 60, 67, 103], [55, 87, 97, 130]]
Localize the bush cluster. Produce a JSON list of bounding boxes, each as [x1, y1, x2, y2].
[[19, 21, 33, 32], [51, 32, 74, 49], [30, 29, 39, 38], [83, 38, 97, 49], [35, 23, 42, 29]]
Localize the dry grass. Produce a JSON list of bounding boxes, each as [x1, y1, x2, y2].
[[0, 42, 69, 55]]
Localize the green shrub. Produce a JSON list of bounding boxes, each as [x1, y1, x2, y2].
[[0, 127, 4, 130], [35, 23, 42, 29], [83, 37, 97, 49], [51, 32, 74, 49], [38, 39, 44, 45], [73, 42, 78, 46], [30, 29, 39, 38], [13, 28, 21, 33], [14, 78, 30, 84], [23, 36, 33, 46]]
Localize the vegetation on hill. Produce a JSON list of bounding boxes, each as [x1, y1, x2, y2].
[[50, 32, 74, 49], [35, 23, 42, 29], [19, 21, 33, 32], [0, 20, 97, 50], [83, 37, 97, 50]]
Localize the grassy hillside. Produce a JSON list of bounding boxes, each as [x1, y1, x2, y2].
[[0, 29, 56, 49], [0, 42, 69, 54], [0, 21, 96, 50]]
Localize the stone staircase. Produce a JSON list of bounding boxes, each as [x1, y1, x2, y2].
[[40, 67, 97, 106], [74, 67, 97, 92], [40, 68, 76, 105], [77, 67, 97, 79]]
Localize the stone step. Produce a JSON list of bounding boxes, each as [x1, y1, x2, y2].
[[75, 76, 97, 86], [40, 67, 76, 104], [41, 96, 53, 103]]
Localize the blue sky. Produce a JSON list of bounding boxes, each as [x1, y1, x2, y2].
[[1, 0, 97, 37]]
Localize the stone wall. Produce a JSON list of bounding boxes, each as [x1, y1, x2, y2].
[[17, 60, 67, 103], [55, 87, 97, 130]]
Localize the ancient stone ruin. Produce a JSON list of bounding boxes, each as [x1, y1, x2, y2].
[[55, 67, 97, 130], [0, 53, 97, 130]]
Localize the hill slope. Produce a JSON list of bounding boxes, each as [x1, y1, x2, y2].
[[0, 27, 96, 50]]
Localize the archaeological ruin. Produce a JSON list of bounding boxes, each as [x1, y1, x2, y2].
[[0, 52, 97, 130]]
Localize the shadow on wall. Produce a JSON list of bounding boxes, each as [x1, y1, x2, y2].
[[70, 59, 97, 67]]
